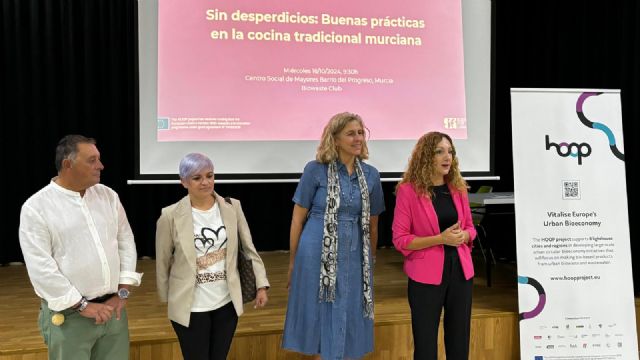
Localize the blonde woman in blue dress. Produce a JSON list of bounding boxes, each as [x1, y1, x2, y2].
[[282, 112, 385, 359]]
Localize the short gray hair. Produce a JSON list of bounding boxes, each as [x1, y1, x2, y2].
[[55, 135, 96, 172], [179, 153, 214, 179]]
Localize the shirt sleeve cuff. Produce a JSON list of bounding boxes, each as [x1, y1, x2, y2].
[[45, 288, 83, 311], [119, 271, 143, 286]]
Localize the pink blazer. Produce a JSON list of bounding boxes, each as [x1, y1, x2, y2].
[[392, 182, 476, 284]]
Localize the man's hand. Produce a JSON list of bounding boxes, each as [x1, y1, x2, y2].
[[79, 302, 114, 324], [104, 294, 127, 320]]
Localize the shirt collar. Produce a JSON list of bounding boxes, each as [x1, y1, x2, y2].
[[335, 160, 368, 177], [49, 177, 83, 197]]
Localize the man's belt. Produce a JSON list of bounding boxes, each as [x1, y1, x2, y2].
[[90, 293, 115, 303], [42, 293, 115, 327]]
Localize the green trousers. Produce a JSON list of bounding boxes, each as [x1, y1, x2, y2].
[[39, 301, 130, 360]]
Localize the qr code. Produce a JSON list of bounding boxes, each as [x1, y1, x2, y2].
[[562, 180, 580, 200]]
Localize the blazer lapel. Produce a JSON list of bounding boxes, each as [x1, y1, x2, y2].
[[174, 195, 198, 275], [449, 184, 464, 224], [215, 193, 238, 266], [418, 191, 441, 235]]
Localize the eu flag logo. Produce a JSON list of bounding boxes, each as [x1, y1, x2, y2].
[[157, 118, 169, 130]]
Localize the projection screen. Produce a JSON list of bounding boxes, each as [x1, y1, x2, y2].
[[137, 0, 493, 181]]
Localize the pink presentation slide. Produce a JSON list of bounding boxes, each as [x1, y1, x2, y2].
[[157, 0, 467, 141]]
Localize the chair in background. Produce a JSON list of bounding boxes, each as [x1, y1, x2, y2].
[[470, 185, 496, 286]]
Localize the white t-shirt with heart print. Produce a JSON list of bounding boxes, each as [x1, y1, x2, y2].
[[190, 202, 232, 312]]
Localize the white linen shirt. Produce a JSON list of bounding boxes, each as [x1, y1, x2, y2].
[[19, 180, 142, 311]]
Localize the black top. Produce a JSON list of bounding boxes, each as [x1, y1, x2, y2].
[[431, 184, 459, 257]]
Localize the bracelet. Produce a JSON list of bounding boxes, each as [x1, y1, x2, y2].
[[76, 297, 89, 312]]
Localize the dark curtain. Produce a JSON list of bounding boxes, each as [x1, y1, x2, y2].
[[2, 0, 139, 262], [491, 0, 640, 291], [2, 0, 639, 290], [492, 0, 640, 192]]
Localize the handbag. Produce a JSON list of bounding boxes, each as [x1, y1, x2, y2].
[[225, 197, 257, 303], [237, 242, 257, 303]]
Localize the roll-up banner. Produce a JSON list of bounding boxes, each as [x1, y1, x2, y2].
[[510, 88, 638, 360]]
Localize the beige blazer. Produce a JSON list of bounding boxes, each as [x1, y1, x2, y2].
[[155, 192, 270, 327]]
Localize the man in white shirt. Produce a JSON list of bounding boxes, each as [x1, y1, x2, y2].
[[19, 134, 143, 360]]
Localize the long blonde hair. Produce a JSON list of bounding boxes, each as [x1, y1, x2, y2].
[[398, 132, 467, 197], [316, 112, 370, 163]]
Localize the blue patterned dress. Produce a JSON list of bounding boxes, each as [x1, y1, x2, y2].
[[282, 161, 385, 359]]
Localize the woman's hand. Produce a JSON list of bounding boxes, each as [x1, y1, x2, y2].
[[254, 288, 268, 309], [286, 262, 294, 290], [441, 222, 466, 247]]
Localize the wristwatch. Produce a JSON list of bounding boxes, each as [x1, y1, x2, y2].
[[76, 297, 89, 312], [117, 288, 130, 300]]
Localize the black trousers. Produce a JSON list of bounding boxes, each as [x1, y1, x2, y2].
[[171, 301, 239, 360], [408, 248, 473, 360]]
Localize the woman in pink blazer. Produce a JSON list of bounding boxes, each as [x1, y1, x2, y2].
[[392, 132, 476, 360]]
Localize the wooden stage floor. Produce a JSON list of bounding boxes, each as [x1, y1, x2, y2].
[[1, 248, 527, 359]]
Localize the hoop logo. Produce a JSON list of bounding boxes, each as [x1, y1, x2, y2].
[[545, 135, 592, 165]]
